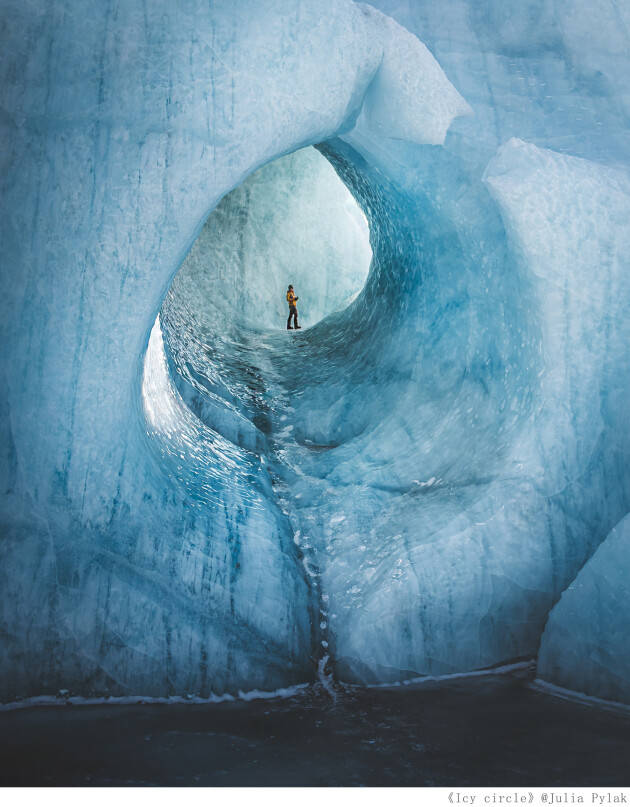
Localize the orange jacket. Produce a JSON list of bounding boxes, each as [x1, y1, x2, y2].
[[286, 290, 298, 309]]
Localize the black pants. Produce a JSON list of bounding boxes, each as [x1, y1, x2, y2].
[[287, 306, 299, 329]]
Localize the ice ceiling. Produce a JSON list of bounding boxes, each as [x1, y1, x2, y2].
[[1, 0, 630, 706]]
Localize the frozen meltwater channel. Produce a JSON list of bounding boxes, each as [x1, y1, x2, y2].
[[1, 0, 630, 707]]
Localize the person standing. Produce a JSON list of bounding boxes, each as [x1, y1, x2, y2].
[[286, 284, 301, 329]]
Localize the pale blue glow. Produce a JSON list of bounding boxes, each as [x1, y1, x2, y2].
[[1, 0, 629, 704]]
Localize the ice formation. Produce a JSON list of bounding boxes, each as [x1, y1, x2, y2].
[[538, 515, 630, 706], [167, 147, 372, 333], [1, 0, 629, 703]]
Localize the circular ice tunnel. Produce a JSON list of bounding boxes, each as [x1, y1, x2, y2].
[[4, 0, 630, 704], [153, 122, 630, 692], [149, 129, 547, 686], [165, 147, 372, 334], [144, 0, 630, 698]]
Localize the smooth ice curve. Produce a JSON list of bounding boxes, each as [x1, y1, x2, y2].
[[1, 0, 629, 705]]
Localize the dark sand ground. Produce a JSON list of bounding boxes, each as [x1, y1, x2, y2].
[[2, 666, 629, 786]]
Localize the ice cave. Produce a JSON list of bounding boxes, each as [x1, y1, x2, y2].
[[2, 0, 630, 733]]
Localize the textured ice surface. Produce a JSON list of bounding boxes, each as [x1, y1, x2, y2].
[[167, 147, 371, 332], [1, 0, 630, 701], [537, 514, 630, 706], [345, 4, 471, 149]]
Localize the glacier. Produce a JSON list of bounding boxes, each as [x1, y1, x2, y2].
[[538, 514, 630, 706], [1, 0, 630, 706]]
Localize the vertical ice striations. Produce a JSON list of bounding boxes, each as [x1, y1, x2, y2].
[[0, 0, 467, 699], [1, 0, 630, 703], [0, 0, 382, 699], [353, 0, 630, 697]]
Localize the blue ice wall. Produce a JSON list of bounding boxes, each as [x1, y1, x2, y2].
[[537, 514, 630, 705], [166, 147, 371, 333], [1, 0, 629, 702]]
